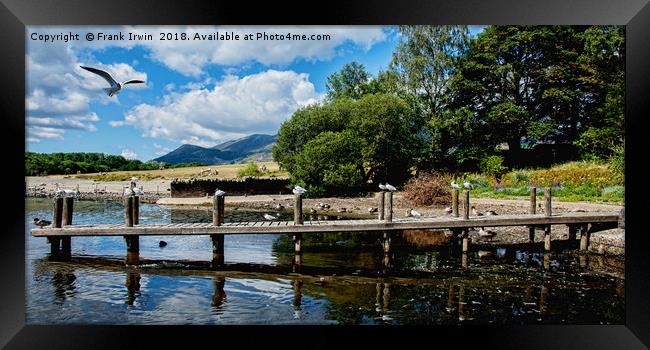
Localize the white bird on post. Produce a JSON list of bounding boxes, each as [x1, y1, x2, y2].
[[378, 184, 387, 191], [385, 183, 397, 192], [451, 181, 460, 189], [80, 66, 145, 97], [408, 209, 422, 218], [133, 187, 145, 196], [293, 185, 307, 195], [463, 181, 474, 190], [215, 189, 225, 197]]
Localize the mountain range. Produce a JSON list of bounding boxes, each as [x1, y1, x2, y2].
[[154, 134, 276, 165]]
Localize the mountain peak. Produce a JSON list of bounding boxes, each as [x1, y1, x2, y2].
[[154, 134, 276, 165]]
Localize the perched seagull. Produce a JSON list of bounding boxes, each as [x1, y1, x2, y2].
[[408, 209, 422, 218], [80, 66, 145, 97], [54, 189, 65, 197], [444, 207, 453, 214], [478, 227, 497, 239], [63, 189, 77, 197], [33, 218, 51, 228], [214, 189, 225, 197], [471, 206, 484, 216], [293, 185, 307, 195], [275, 203, 285, 210], [378, 184, 387, 191], [263, 213, 277, 221], [368, 207, 378, 213], [463, 181, 474, 190], [133, 187, 145, 196], [131, 176, 138, 182], [450, 181, 460, 189], [485, 210, 498, 216], [124, 187, 134, 196], [337, 208, 347, 213], [385, 183, 397, 192]]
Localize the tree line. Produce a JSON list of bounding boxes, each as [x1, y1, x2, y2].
[[273, 25, 624, 195], [25, 152, 206, 176]]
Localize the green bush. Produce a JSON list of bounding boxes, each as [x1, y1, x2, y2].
[[479, 155, 507, 180], [510, 169, 531, 186], [608, 144, 624, 183], [237, 162, 265, 178], [602, 185, 625, 197]]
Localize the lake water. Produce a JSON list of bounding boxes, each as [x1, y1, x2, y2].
[[25, 198, 624, 325]]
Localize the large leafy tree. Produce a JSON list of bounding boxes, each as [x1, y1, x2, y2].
[[325, 61, 379, 100], [388, 25, 471, 168]]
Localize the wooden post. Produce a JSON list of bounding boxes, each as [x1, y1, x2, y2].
[[218, 195, 225, 225], [212, 194, 221, 226], [61, 196, 74, 259], [462, 230, 470, 253], [49, 196, 64, 258], [463, 190, 470, 220], [544, 188, 552, 217], [530, 187, 537, 214], [377, 192, 385, 220], [452, 189, 459, 217], [293, 233, 302, 254], [384, 191, 393, 222], [294, 193, 303, 225], [124, 196, 134, 227], [528, 226, 535, 243], [544, 225, 552, 251], [580, 224, 590, 251], [124, 195, 139, 265], [132, 195, 140, 225]]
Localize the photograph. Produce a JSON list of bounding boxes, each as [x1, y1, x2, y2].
[[1, 0, 649, 348], [23, 24, 626, 325]]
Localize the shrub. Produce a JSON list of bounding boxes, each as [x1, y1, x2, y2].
[[467, 175, 490, 189], [402, 172, 452, 207], [237, 162, 264, 178], [510, 169, 531, 186], [479, 155, 507, 180], [602, 185, 625, 197], [608, 144, 624, 183]]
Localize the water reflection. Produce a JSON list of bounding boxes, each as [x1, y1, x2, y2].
[[26, 198, 624, 325]]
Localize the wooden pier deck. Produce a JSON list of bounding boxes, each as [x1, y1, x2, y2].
[[32, 212, 620, 237]]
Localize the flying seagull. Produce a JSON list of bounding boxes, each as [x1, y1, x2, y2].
[[80, 66, 145, 97]]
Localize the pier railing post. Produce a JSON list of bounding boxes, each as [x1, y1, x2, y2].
[[294, 193, 303, 225], [49, 196, 64, 258], [528, 187, 536, 243], [377, 191, 385, 220], [544, 188, 552, 217], [133, 195, 140, 225], [384, 191, 393, 222], [124, 193, 139, 265], [211, 190, 225, 267], [61, 195, 74, 260], [463, 190, 470, 220], [452, 189, 459, 217]]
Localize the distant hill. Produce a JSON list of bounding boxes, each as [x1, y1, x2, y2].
[[154, 134, 276, 165]]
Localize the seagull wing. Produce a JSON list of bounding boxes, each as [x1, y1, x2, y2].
[[80, 66, 119, 87], [122, 79, 145, 85]]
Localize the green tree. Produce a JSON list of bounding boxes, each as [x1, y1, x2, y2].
[[326, 61, 371, 100]]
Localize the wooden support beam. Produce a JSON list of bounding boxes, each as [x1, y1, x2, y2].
[[528, 226, 535, 243], [124, 196, 134, 227], [384, 191, 393, 222], [61, 196, 74, 260], [580, 224, 590, 251], [462, 229, 470, 253], [544, 188, 552, 217], [377, 192, 385, 220], [211, 234, 225, 266], [463, 190, 470, 220], [530, 187, 537, 214], [294, 193, 303, 225], [124, 195, 139, 264], [544, 225, 552, 251], [49, 197, 64, 259], [452, 189, 459, 217], [133, 196, 140, 225], [293, 233, 303, 254]]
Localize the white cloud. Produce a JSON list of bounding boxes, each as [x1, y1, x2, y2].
[[153, 143, 173, 156], [118, 70, 323, 146], [26, 34, 148, 142], [121, 149, 138, 160]]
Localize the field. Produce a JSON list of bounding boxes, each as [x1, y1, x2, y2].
[[73, 161, 288, 181]]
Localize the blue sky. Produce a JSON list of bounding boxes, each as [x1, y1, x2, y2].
[[27, 26, 484, 161]]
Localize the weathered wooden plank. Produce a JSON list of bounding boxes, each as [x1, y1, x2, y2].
[[31, 212, 620, 237]]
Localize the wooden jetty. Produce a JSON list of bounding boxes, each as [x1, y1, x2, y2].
[[32, 185, 622, 266]]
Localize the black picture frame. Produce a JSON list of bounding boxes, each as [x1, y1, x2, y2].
[[1, 0, 648, 348]]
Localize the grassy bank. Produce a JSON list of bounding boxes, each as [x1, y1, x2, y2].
[[465, 161, 624, 203], [73, 161, 288, 181]]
